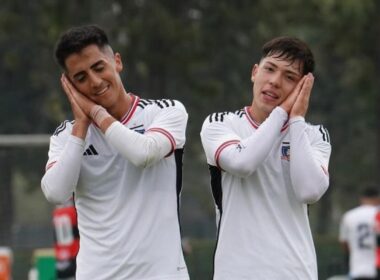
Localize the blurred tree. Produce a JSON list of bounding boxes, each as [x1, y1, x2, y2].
[[0, 0, 379, 244]]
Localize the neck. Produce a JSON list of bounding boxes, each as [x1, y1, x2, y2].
[[361, 198, 379, 206], [108, 88, 132, 121], [249, 102, 269, 124]]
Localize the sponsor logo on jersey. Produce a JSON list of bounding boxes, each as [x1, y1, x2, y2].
[[83, 145, 98, 156]]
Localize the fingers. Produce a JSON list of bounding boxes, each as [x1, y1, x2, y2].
[[61, 74, 76, 105], [288, 75, 306, 103], [300, 73, 314, 102], [294, 75, 307, 94], [290, 73, 314, 118], [296, 73, 314, 107], [280, 75, 306, 113], [60, 74, 89, 118], [60, 74, 94, 114]]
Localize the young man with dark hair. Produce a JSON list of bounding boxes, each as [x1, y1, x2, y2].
[[340, 187, 380, 280], [200, 36, 332, 279], [41, 25, 189, 280]]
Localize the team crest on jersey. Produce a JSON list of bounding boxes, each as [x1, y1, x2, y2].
[[281, 142, 290, 161]]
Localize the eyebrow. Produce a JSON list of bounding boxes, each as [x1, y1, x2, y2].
[[72, 60, 105, 80], [265, 61, 301, 78]]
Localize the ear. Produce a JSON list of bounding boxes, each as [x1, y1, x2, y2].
[[251, 64, 258, 83], [114, 52, 123, 72]]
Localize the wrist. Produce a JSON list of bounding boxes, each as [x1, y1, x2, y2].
[[289, 116, 305, 125], [72, 121, 89, 139], [279, 104, 291, 114], [90, 105, 111, 126]]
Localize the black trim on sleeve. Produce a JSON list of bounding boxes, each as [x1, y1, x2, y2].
[[319, 125, 330, 143], [209, 164, 223, 278], [209, 165, 223, 213], [174, 148, 186, 255], [174, 149, 184, 198], [137, 99, 154, 109], [138, 98, 177, 110], [235, 109, 245, 118], [208, 112, 231, 123], [53, 120, 74, 136], [155, 99, 176, 109]]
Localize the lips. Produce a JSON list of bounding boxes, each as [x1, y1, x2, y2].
[[94, 85, 110, 96], [262, 90, 279, 101]]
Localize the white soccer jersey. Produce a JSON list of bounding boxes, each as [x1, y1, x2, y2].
[[200, 106, 331, 280], [42, 95, 189, 280], [339, 205, 377, 278]]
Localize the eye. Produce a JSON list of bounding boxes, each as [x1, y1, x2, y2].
[[264, 66, 274, 72], [75, 74, 86, 83], [94, 64, 105, 72], [286, 75, 296, 81]]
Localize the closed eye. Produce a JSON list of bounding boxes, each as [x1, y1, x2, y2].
[[92, 61, 105, 73], [94, 65, 104, 72], [74, 73, 86, 83], [286, 75, 296, 81], [264, 66, 274, 72]]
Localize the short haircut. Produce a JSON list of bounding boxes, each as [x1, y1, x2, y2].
[[54, 24, 110, 69], [361, 186, 380, 198], [261, 36, 315, 75]]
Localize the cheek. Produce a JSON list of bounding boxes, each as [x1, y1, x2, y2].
[[283, 82, 297, 96], [74, 83, 92, 97]]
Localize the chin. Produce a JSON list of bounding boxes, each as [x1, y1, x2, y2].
[[263, 104, 276, 113]]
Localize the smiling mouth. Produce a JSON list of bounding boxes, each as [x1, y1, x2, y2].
[[95, 85, 109, 96], [262, 90, 278, 100]]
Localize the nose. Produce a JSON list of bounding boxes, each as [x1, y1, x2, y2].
[[88, 72, 102, 89], [269, 72, 281, 88]]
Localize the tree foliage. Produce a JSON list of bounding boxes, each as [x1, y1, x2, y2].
[[1, 0, 379, 237]]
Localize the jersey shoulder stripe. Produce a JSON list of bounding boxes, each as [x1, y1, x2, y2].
[[137, 98, 176, 109], [235, 108, 246, 118], [137, 98, 155, 109], [318, 125, 330, 143], [154, 99, 176, 108], [207, 109, 245, 123], [207, 111, 233, 123], [53, 120, 74, 136]]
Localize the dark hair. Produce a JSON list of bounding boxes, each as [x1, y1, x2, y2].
[[262, 36, 315, 75], [54, 24, 109, 69], [361, 186, 380, 198]]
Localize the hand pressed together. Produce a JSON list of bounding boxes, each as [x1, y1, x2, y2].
[[61, 74, 98, 117], [280, 73, 314, 118], [61, 74, 94, 138]]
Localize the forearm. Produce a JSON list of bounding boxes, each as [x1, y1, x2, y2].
[[90, 105, 115, 133], [218, 107, 288, 177], [289, 118, 329, 204], [105, 122, 172, 168], [71, 120, 90, 139], [41, 135, 84, 204]]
